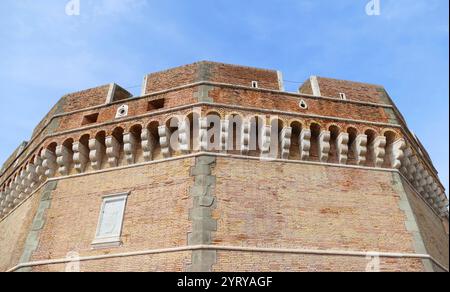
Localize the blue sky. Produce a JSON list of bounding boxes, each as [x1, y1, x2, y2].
[[0, 0, 448, 191]]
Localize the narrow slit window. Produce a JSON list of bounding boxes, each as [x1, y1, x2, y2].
[[92, 192, 129, 248], [339, 93, 347, 100], [251, 81, 259, 88]]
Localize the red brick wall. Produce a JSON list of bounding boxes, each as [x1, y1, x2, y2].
[[29, 159, 193, 269], [144, 62, 280, 94], [209, 87, 391, 123], [61, 85, 111, 113], [214, 252, 424, 272], [211, 158, 426, 271], [402, 180, 450, 269], [316, 77, 389, 104], [0, 189, 41, 271], [31, 252, 191, 272]]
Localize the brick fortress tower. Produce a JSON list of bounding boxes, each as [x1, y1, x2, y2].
[[0, 61, 448, 272]]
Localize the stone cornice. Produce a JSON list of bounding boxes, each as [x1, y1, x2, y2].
[[6, 244, 449, 273]]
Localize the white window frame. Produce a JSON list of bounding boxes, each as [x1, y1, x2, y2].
[[251, 81, 259, 88], [339, 93, 347, 100], [92, 192, 129, 248]]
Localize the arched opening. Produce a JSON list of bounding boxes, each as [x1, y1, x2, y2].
[[346, 127, 358, 164], [365, 129, 377, 167], [328, 125, 341, 163], [111, 127, 125, 166], [147, 121, 162, 160], [94, 131, 107, 169], [166, 117, 181, 155], [270, 118, 284, 158], [289, 121, 302, 160], [61, 138, 74, 175], [206, 112, 221, 151], [229, 114, 243, 155], [248, 115, 264, 157], [129, 124, 143, 163], [186, 113, 195, 152], [383, 130, 397, 168], [79, 134, 90, 146], [46, 142, 57, 153], [62, 138, 74, 148], [309, 123, 321, 161]]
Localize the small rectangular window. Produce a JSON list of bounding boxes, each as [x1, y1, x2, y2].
[[82, 113, 99, 125], [147, 98, 165, 111], [339, 93, 347, 100], [251, 81, 259, 88], [92, 192, 129, 248]]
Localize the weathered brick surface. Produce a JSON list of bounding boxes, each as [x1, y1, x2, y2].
[[60, 85, 111, 113], [29, 159, 193, 264], [31, 252, 191, 272], [144, 61, 280, 94], [298, 78, 313, 95], [212, 158, 416, 253], [0, 62, 448, 272], [214, 252, 425, 272], [316, 77, 390, 104], [209, 87, 391, 123], [402, 180, 450, 269], [0, 189, 41, 271]]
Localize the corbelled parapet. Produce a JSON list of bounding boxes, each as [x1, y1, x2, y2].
[[1, 61, 448, 223], [0, 62, 448, 218]]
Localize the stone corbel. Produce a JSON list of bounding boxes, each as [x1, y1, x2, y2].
[[280, 127, 292, 160], [124, 132, 138, 165], [387, 138, 406, 169], [41, 148, 57, 178], [220, 119, 230, 152], [19, 169, 31, 194], [318, 130, 331, 162], [73, 141, 89, 173], [413, 165, 426, 194], [33, 155, 46, 184], [89, 138, 105, 170], [14, 176, 23, 195], [56, 144, 73, 176], [336, 132, 349, 164], [106, 136, 121, 167], [400, 148, 414, 181], [407, 155, 419, 184], [240, 120, 251, 155], [178, 120, 190, 154], [260, 125, 272, 158], [158, 125, 172, 158], [352, 134, 367, 166], [23, 164, 37, 194], [26, 163, 38, 187], [368, 136, 386, 168], [141, 128, 156, 162], [299, 129, 311, 160], [199, 118, 208, 152]]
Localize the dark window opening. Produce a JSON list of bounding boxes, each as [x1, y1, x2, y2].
[[147, 99, 165, 111], [82, 113, 99, 125]]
